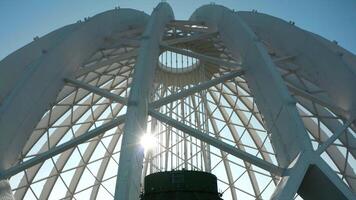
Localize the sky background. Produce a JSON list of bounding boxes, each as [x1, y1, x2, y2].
[[0, 0, 355, 60]]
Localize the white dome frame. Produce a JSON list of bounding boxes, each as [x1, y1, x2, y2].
[[0, 2, 355, 200]]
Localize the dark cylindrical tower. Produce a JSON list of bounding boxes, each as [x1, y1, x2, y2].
[[141, 170, 223, 200]]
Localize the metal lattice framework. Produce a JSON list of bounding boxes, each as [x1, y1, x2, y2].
[[0, 2, 355, 200]]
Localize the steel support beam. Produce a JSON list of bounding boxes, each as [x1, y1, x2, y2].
[[150, 70, 244, 108], [193, 4, 314, 166], [34, 78, 130, 200], [64, 78, 127, 104], [0, 115, 125, 180], [90, 127, 124, 199], [297, 96, 356, 157], [208, 88, 262, 197], [271, 153, 310, 200], [114, 3, 173, 200], [67, 70, 243, 113], [203, 103, 238, 199], [286, 82, 347, 117], [191, 95, 211, 173], [59, 18, 354, 199], [297, 107, 356, 190], [238, 11, 356, 123], [0, 9, 148, 174], [76, 49, 138, 76], [314, 157, 356, 199], [148, 109, 284, 176], [316, 120, 354, 155], [191, 5, 314, 199]]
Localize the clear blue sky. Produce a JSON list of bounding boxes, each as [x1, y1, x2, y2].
[[0, 0, 355, 60]]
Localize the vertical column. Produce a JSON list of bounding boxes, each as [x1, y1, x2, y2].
[[0, 180, 14, 200], [202, 92, 211, 172], [114, 3, 173, 200]]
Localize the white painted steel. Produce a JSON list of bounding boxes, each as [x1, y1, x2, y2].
[[114, 3, 174, 200], [0, 2, 355, 200], [0, 8, 148, 171]]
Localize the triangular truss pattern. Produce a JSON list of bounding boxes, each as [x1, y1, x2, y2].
[[0, 3, 355, 200]]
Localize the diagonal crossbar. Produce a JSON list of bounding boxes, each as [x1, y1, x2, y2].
[[0, 115, 126, 179], [150, 70, 243, 108], [76, 49, 138, 76], [148, 109, 284, 176], [66, 70, 243, 109], [64, 78, 127, 104], [316, 119, 354, 155]]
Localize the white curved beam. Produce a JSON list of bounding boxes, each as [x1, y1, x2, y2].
[[114, 3, 174, 200], [0, 3, 354, 200], [190, 4, 315, 199], [192, 4, 312, 167], [0, 9, 148, 172], [238, 11, 356, 120]]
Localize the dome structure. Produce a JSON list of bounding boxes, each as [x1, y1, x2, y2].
[[0, 2, 355, 200]]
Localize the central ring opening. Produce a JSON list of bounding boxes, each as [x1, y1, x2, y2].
[[158, 50, 199, 73]]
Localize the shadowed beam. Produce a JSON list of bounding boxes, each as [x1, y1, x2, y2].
[[64, 78, 127, 104], [272, 55, 295, 62], [148, 109, 284, 176], [75, 49, 138, 76], [160, 43, 241, 69], [316, 119, 354, 155], [314, 157, 356, 199], [0, 115, 126, 180], [286, 82, 348, 117]]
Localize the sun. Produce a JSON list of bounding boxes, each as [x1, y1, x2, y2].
[[140, 133, 156, 151]]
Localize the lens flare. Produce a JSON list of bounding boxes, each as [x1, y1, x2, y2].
[[140, 133, 156, 151]]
